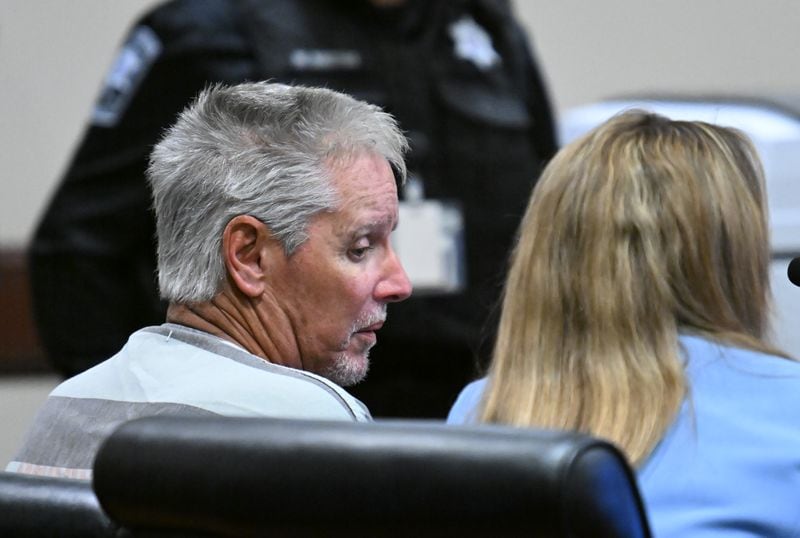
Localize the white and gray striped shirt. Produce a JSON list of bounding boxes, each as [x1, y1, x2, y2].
[[6, 324, 371, 480]]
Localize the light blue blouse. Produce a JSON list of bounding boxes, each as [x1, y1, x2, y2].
[[446, 335, 800, 537]]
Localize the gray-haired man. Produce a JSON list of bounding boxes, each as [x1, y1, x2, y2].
[[8, 82, 412, 480]]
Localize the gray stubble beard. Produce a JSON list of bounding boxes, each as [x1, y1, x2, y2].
[[323, 306, 386, 387]]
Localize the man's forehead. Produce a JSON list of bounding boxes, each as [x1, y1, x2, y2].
[[328, 191, 398, 234], [329, 154, 397, 198]]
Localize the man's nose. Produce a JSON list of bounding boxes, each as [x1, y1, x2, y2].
[[375, 248, 412, 303]]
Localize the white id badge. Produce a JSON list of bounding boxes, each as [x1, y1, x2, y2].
[[393, 200, 466, 294]]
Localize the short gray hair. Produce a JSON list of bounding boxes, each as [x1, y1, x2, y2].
[[147, 82, 408, 303]]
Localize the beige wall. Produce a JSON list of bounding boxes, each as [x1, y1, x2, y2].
[[515, 1, 800, 114], [0, 0, 160, 246], [1, 0, 800, 246]]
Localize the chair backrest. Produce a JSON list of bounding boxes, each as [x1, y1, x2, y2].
[[93, 416, 651, 537], [0, 471, 117, 537]]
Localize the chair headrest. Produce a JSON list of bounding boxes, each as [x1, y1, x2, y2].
[[0, 471, 116, 537], [94, 416, 651, 537]]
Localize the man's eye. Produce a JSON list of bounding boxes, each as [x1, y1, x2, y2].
[[349, 245, 374, 261]]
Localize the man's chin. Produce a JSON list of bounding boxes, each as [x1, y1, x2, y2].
[[322, 351, 370, 387]]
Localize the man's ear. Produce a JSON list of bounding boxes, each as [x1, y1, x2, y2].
[[222, 215, 276, 298]]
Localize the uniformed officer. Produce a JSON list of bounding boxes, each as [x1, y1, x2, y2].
[[30, 0, 557, 417]]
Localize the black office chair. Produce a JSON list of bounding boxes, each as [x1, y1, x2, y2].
[[0, 471, 117, 537], [93, 416, 651, 537]]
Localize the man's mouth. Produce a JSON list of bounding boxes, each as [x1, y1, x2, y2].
[[347, 309, 387, 348], [357, 320, 384, 333], [349, 319, 385, 351]]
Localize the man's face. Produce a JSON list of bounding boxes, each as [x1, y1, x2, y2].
[[269, 152, 412, 386]]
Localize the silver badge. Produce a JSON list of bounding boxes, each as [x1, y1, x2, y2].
[[448, 16, 500, 70]]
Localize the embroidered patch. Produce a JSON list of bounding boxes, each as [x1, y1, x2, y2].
[[92, 25, 162, 127], [448, 16, 500, 70]]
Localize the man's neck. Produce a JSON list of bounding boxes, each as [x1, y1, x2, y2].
[[166, 292, 303, 370]]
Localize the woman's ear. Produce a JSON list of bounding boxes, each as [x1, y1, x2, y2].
[[222, 215, 273, 297]]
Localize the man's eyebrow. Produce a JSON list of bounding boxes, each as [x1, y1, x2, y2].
[[350, 214, 397, 237]]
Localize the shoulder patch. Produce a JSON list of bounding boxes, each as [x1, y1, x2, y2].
[[92, 25, 162, 127]]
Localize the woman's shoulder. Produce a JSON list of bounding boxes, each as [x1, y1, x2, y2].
[[641, 335, 800, 535], [680, 334, 800, 379], [446, 378, 488, 425]]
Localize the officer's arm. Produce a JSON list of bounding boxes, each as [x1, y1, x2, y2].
[[29, 4, 255, 376]]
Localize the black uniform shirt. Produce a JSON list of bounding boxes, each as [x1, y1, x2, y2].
[[30, 0, 557, 417]]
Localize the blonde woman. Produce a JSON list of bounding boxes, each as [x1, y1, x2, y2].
[[447, 111, 800, 536]]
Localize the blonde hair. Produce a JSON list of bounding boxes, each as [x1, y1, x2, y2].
[[480, 110, 788, 465]]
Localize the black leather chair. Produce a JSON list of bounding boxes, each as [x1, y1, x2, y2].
[[93, 416, 652, 537], [0, 471, 117, 537]]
